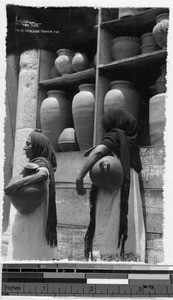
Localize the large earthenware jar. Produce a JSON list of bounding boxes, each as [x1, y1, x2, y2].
[[141, 32, 159, 54], [54, 49, 74, 76], [72, 84, 95, 150], [104, 80, 141, 120], [40, 90, 72, 152], [58, 128, 79, 152], [72, 52, 89, 72], [9, 177, 47, 215], [152, 13, 169, 49], [111, 36, 141, 61], [149, 93, 166, 145], [90, 155, 123, 192], [155, 64, 167, 94]]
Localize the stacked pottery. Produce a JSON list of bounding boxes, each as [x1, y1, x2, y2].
[[155, 64, 167, 94], [104, 80, 141, 120], [152, 13, 169, 49], [149, 93, 166, 145], [72, 52, 89, 72], [141, 32, 160, 54], [58, 128, 79, 152], [40, 90, 72, 152], [49, 65, 60, 78], [118, 7, 140, 19], [111, 36, 141, 61], [72, 84, 95, 150], [54, 49, 74, 76]]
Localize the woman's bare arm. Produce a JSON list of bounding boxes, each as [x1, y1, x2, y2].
[[4, 169, 48, 196], [76, 144, 110, 195]]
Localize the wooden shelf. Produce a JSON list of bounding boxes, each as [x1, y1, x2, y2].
[[100, 8, 169, 36], [39, 68, 96, 89], [98, 50, 167, 74]]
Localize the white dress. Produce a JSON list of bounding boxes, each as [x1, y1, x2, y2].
[[7, 167, 54, 261], [92, 169, 146, 262]]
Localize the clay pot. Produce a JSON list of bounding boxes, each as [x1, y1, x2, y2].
[[58, 128, 79, 152], [22, 163, 39, 176], [7, 174, 47, 215], [149, 93, 166, 145], [141, 32, 159, 54], [54, 49, 74, 76], [90, 155, 123, 192], [40, 90, 72, 152], [141, 43, 159, 54], [111, 36, 141, 61], [118, 8, 140, 19], [72, 52, 89, 72], [155, 65, 167, 94], [141, 32, 155, 44], [72, 84, 95, 150], [49, 65, 60, 79], [104, 80, 141, 120], [152, 13, 169, 49]]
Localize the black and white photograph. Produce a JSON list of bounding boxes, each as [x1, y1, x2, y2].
[[1, 0, 172, 269]]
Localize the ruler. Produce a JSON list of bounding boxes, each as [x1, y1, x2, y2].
[[2, 263, 173, 297]]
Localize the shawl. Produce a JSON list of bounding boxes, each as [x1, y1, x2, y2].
[[84, 108, 142, 260], [29, 129, 57, 247]]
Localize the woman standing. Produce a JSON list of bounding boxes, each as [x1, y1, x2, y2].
[[76, 108, 145, 262], [4, 129, 57, 260]]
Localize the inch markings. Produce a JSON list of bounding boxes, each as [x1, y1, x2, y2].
[[2, 282, 173, 296]]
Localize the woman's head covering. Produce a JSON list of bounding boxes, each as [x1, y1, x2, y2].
[[29, 129, 57, 171], [28, 129, 57, 247], [101, 107, 137, 136], [101, 107, 141, 174]]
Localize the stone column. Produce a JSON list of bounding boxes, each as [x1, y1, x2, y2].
[[3, 54, 19, 232], [8, 49, 40, 226], [12, 50, 40, 176]]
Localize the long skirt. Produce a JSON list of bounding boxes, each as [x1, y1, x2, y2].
[[7, 169, 54, 261], [7, 200, 54, 261], [92, 169, 146, 262]]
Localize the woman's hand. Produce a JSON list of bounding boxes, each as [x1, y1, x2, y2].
[[4, 182, 20, 196], [4, 169, 48, 198], [76, 178, 86, 196]]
